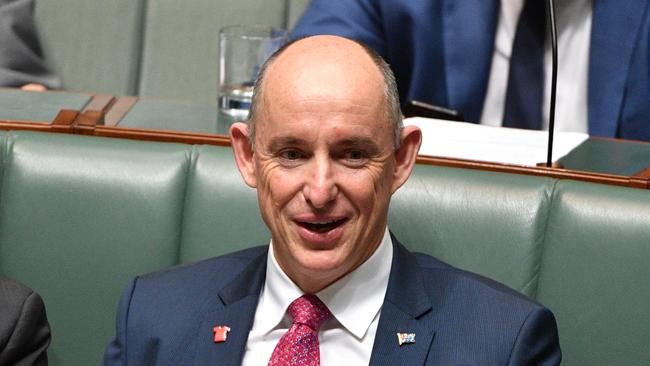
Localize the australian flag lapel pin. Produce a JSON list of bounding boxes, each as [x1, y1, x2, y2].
[[213, 325, 231, 343], [396, 332, 416, 346]]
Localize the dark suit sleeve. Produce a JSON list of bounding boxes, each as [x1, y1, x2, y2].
[[290, 0, 388, 58], [0, 0, 61, 88], [103, 278, 138, 366], [0, 286, 51, 366], [507, 307, 562, 366]]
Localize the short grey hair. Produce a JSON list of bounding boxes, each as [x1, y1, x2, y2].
[[247, 37, 403, 149]]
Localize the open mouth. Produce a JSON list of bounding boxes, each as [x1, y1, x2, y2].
[[297, 218, 348, 233]]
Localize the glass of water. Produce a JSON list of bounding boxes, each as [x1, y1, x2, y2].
[[218, 25, 288, 121]]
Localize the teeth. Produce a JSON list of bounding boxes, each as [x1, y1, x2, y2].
[[309, 220, 337, 225]]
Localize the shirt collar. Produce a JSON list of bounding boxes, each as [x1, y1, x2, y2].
[[256, 228, 393, 339]]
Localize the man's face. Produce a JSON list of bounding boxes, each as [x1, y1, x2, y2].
[[230, 36, 420, 292]]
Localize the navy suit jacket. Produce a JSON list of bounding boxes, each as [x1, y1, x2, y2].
[[104, 238, 561, 365], [292, 0, 650, 141]]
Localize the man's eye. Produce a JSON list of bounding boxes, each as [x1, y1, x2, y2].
[[344, 149, 366, 160], [341, 150, 368, 166], [279, 150, 302, 160]]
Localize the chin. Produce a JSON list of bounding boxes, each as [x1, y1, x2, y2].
[[296, 250, 350, 278]]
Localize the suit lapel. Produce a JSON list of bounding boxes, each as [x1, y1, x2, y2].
[[181, 251, 267, 366], [588, 0, 649, 137], [369, 239, 436, 366], [193, 296, 260, 365], [442, 0, 499, 123]]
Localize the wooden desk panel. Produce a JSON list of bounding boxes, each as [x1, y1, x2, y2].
[[0, 88, 92, 122], [559, 137, 650, 177], [1, 92, 648, 190]]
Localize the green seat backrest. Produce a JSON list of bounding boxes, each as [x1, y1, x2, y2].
[[0, 130, 647, 366], [137, 0, 289, 103], [389, 165, 556, 296], [288, 0, 311, 29], [0, 130, 5, 175], [180, 145, 267, 263], [34, 0, 145, 95], [0, 132, 191, 365], [536, 180, 650, 366]]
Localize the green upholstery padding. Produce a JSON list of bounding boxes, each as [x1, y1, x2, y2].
[[288, 0, 311, 29], [536, 180, 650, 366], [34, 0, 145, 95], [0, 130, 647, 365], [33, 0, 299, 100], [0, 88, 91, 122], [0, 132, 191, 365], [0, 131, 5, 177], [179, 145, 267, 263], [390, 165, 556, 297], [137, 0, 288, 103]]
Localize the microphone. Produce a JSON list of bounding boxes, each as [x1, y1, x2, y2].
[[545, 0, 558, 167]]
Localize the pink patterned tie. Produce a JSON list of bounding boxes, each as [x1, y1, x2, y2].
[[268, 294, 332, 366]]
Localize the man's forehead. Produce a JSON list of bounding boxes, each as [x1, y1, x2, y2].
[[252, 35, 392, 147], [262, 120, 382, 146], [264, 36, 383, 99]]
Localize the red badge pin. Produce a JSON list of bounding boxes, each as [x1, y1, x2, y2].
[[213, 325, 231, 343]]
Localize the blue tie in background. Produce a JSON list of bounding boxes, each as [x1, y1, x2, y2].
[[503, 0, 546, 130]]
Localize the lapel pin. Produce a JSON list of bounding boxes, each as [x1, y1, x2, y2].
[[213, 325, 231, 343], [396, 332, 416, 346]]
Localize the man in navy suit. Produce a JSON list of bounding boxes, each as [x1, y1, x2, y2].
[[104, 35, 561, 365], [292, 0, 650, 141]]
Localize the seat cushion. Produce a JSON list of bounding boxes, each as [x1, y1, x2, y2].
[[389, 165, 556, 297], [137, 0, 288, 103], [0, 131, 191, 365], [535, 180, 650, 366], [179, 145, 267, 263], [35, 0, 146, 95]]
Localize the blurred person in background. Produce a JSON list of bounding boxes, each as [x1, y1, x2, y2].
[[292, 0, 650, 141], [0, 0, 60, 91]]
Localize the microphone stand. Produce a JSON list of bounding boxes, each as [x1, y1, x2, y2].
[[546, 0, 558, 167]]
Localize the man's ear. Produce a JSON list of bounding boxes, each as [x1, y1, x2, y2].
[[230, 122, 258, 188], [391, 125, 422, 193]]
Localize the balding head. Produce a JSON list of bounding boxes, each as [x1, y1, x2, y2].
[[247, 35, 402, 148]]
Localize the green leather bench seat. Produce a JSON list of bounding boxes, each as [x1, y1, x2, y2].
[[0, 132, 190, 365], [0, 131, 647, 365], [137, 0, 288, 103], [34, 0, 306, 101], [389, 165, 556, 297], [536, 181, 650, 365], [179, 145, 267, 263], [35, 1, 146, 95]]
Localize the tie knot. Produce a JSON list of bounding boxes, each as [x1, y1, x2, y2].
[[288, 294, 332, 331]]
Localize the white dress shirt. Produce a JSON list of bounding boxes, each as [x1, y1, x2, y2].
[[481, 0, 592, 133], [242, 228, 394, 366]]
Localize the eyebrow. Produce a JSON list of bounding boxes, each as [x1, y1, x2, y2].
[[267, 137, 308, 152], [332, 138, 381, 155], [266, 136, 382, 154]]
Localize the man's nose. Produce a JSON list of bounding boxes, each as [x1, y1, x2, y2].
[[303, 157, 338, 209]]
